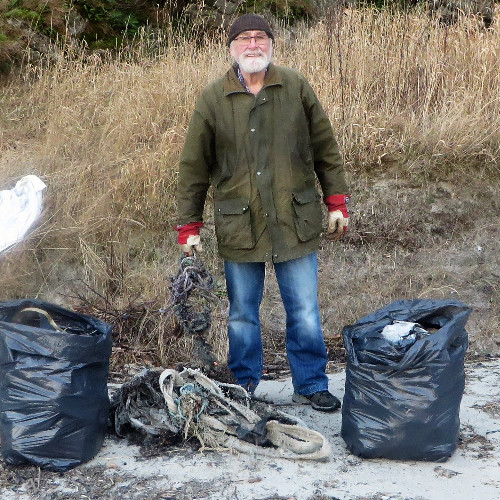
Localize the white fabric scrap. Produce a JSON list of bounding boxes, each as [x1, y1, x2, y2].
[[0, 175, 47, 254]]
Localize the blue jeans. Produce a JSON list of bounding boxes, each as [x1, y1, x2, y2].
[[224, 252, 329, 395]]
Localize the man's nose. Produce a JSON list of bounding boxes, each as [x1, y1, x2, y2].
[[248, 36, 258, 48]]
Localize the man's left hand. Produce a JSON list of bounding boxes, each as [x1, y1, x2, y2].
[[327, 210, 348, 239], [325, 194, 350, 240]]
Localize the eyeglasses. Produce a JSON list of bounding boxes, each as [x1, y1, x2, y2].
[[233, 34, 270, 46]]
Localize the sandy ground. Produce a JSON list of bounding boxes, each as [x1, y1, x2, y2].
[[3, 358, 497, 500]]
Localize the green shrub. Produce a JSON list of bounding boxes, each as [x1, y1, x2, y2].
[[241, 0, 314, 21], [5, 7, 40, 22]]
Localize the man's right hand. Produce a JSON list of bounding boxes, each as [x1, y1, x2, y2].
[[180, 234, 203, 255], [175, 222, 204, 256]]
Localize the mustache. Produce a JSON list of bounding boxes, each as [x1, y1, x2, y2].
[[242, 49, 265, 57]]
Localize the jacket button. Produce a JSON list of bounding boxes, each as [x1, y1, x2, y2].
[[257, 171, 261, 175], [250, 128, 256, 132]]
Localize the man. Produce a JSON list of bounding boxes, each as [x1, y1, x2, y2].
[[176, 14, 349, 412]]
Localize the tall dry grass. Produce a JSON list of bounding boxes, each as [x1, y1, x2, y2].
[[0, 9, 499, 366]]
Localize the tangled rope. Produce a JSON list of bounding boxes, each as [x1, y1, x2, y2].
[[109, 368, 332, 461], [162, 254, 220, 335]]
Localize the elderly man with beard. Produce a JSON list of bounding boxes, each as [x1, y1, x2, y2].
[[176, 14, 349, 412]]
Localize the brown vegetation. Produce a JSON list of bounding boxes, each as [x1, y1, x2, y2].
[[0, 9, 499, 373]]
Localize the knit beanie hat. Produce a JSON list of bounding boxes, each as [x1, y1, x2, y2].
[[227, 14, 274, 46]]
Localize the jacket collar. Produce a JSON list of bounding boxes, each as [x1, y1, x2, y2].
[[223, 63, 283, 95]]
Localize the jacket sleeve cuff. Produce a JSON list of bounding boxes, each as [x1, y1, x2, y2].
[[175, 222, 204, 244], [324, 194, 350, 217]]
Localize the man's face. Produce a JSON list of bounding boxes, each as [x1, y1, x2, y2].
[[230, 30, 273, 74]]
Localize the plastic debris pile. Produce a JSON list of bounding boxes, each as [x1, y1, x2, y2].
[[109, 368, 331, 461]]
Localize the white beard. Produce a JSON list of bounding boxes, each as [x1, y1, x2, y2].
[[233, 46, 273, 74]]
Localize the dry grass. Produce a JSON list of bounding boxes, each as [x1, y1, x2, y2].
[[0, 9, 499, 369]]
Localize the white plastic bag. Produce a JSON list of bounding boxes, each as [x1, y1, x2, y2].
[[0, 175, 46, 254], [380, 320, 429, 346]]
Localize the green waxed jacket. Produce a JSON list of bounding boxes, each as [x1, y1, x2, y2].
[[177, 63, 348, 263]]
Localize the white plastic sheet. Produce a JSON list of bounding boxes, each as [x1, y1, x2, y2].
[[380, 320, 429, 345], [0, 175, 46, 254]]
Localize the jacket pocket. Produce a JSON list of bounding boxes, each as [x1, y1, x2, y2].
[[214, 198, 255, 250], [292, 188, 323, 242]]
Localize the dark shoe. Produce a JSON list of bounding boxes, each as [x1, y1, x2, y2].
[[237, 381, 258, 398], [244, 381, 258, 394], [292, 390, 341, 412]]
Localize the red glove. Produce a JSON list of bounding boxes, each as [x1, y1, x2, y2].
[[175, 222, 204, 255], [324, 194, 350, 239]]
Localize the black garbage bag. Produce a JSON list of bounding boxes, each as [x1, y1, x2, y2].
[[0, 299, 113, 471], [341, 299, 471, 462]]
